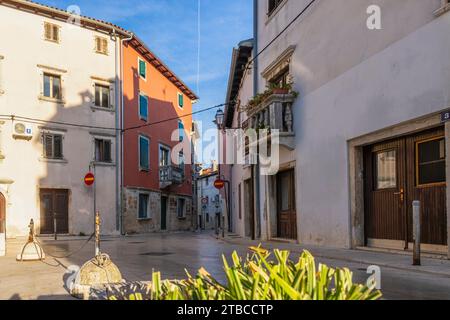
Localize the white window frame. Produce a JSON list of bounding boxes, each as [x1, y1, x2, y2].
[[159, 144, 171, 167], [177, 92, 184, 109], [93, 83, 113, 110], [435, 0, 450, 16], [38, 65, 67, 104], [139, 93, 149, 121], [92, 134, 115, 165], [178, 120, 185, 142], [138, 192, 152, 220], [39, 128, 67, 163], [138, 135, 150, 172], [138, 57, 147, 81], [43, 21, 61, 43], [267, 0, 288, 22]]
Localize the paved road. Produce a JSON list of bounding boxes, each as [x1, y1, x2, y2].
[[1, 232, 450, 300]]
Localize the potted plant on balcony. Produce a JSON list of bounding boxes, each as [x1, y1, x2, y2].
[[244, 81, 299, 113]]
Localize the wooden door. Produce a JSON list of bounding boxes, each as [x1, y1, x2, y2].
[[365, 140, 407, 244], [277, 169, 297, 240], [0, 193, 5, 234], [406, 128, 447, 245], [365, 127, 447, 246], [40, 189, 69, 234]]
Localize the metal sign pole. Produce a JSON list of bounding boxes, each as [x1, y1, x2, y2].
[[95, 211, 100, 257]]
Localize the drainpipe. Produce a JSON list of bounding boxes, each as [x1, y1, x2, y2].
[[253, 0, 261, 239], [111, 28, 121, 234], [116, 30, 134, 235]]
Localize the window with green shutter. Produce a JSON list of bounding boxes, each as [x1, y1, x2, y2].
[[139, 136, 150, 171], [139, 94, 148, 121], [178, 93, 184, 108], [139, 58, 146, 79]]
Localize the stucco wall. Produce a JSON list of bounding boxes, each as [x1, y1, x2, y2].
[[0, 6, 118, 236]]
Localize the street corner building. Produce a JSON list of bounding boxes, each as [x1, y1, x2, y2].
[[0, 0, 198, 251], [121, 36, 197, 234], [222, 0, 450, 257]]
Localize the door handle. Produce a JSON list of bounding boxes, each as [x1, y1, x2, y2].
[[394, 189, 405, 202]]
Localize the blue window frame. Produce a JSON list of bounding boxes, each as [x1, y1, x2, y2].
[[139, 135, 150, 171], [139, 94, 148, 121]]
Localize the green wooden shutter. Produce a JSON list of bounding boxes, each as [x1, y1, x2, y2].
[[139, 59, 146, 78], [178, 93, 184, 108]]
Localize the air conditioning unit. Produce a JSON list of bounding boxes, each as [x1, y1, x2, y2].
[[13, 122, 33, 140]]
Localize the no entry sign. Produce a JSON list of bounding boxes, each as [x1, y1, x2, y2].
[[84, 173, 95, 186], [214, 179, 225, 190]]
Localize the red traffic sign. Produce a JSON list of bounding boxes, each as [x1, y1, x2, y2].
[[84, 173, 95, 186], [214, 179, 225, 190]]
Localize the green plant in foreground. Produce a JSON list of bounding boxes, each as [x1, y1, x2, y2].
[[110, 247, 382, 300]]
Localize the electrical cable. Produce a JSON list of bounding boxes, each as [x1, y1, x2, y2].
[[0, 102, 232, 133]]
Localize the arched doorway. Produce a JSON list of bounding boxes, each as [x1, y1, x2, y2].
[[0, 193, 5, 256]]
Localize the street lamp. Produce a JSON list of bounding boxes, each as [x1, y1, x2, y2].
[[214, 109, 224, 130]]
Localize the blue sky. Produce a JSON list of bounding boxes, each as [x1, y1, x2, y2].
[[40, 0, 253, 144]]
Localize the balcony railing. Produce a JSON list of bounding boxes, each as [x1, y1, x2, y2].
[[159, 165, 184, 189], [246, 93, 296, 150]]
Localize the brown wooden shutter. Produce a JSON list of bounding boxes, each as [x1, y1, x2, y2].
[[54, 135, 62, 159], [44, 23, 52, 40], [52, 25, 59, 42], [44, 134, 53, 158], [102, 38, 108, 54]]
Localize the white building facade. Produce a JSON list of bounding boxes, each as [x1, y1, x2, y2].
[[196, 170, 224, 231], [225, 0, 450, 256], [0, 0, 129, 251]]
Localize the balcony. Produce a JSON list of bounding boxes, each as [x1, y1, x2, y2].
[[159, 165, 184, 189], [246, 93, 296, 150]]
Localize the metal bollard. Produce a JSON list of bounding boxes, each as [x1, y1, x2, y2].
[[53, 213, 58, 241], [413, 201, 421, 266]]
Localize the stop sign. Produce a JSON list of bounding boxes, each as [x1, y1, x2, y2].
[[214, 179, 225, 190], [84, 173, 95, 186]]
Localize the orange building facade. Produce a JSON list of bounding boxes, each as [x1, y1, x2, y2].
[[121, 37, 198, 234]]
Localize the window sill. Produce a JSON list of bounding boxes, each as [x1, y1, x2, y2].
[[434, 4, 450, 16], [44, 39, 60, 44], [38, 95, 65, 105], [39, 158, 68, 164], [93, 161, 115, 167], [91, 105, 115, 113], [140, 168, 150, 173], [178, 217, 187, 220], [137, 217, 152, 222]]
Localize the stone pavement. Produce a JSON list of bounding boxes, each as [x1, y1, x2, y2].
[[1, 232, 450, 300]]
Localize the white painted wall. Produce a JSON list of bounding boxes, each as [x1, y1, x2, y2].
[[254, 0, 450, 247], [0, 6, 119, 237], [197, 174, 223, 230]]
